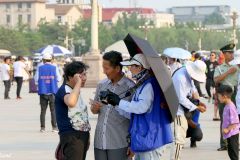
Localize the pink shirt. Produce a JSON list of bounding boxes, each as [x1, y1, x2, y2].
[[222, 102, 240, 139]]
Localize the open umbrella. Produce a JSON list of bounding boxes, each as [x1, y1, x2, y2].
[[35, 45, 72, 56], [124, 34, 179, 120], [163, 47, 191, 59], [104, 40, 130, 59]]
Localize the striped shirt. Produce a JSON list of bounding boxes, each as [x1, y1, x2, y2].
[[94, 75, 135, 149]]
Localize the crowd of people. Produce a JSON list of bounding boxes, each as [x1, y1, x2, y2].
[[1, 42, 240, 160]]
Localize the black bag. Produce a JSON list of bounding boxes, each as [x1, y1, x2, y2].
[[55, 142, 64, 160]]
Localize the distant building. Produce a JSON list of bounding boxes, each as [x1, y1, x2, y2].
[[0, 0, 55, 29], [46, 4, 82, 27], [168, 5, 231, 24]]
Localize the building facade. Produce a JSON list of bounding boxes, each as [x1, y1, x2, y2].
[[168, 5, 231, 24], [0, 0, 55, 29]]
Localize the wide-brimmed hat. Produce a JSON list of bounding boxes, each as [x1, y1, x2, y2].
[[121, 53, 151, 69], [229, 49, 240, 65], [220, 43, 235, 53], [185, 60, 206, 83]]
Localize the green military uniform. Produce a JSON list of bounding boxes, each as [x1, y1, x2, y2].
[[214, 43, 238, 149]]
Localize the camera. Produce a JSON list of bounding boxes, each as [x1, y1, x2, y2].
[[99, 90, 111, 104]]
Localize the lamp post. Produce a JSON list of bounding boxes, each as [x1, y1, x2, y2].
[[139, 23, 154, 40], [230, 11, 238, 49], [193, 25, 208, 51]]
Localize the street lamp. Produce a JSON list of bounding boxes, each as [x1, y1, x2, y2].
[[139, 23, 154, 40], [230, 11, 238, 49], [193, 25, 208, 51]]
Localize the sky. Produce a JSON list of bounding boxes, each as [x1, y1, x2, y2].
[[49, 0, 240, 12]]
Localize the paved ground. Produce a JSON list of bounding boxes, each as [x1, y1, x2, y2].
[[0, 82, 234, 160]]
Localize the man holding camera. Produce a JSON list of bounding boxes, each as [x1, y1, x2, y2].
[[91, 51, 135, 160], [171, 60, 207, 160], [103, 53, 173, 159]]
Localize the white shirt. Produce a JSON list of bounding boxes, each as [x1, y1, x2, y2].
[[13, 61, 26, 77], [118, 83, 154, 114], [235, 74, 240, 114], [1, 63, 10, 81], [169, 62, 182, 75], [172, 67, 198, 116]]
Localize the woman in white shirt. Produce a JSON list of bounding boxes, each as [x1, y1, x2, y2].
[[2, 57, 11, 99], [13, 56, 29, 99]]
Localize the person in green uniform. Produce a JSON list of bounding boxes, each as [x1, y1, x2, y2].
[[214, 43, 239, 151]]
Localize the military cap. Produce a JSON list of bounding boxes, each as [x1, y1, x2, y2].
[[220, 43, 235, 53]]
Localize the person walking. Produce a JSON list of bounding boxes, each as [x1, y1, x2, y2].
[[34, 53, 62, 132], [13, 56, 29, 99], [205, 51, 219, 120], [1, 56, 11, 99], [217, 85, 239, 160], [214, 43, 238, 151], [91, 51, 135, 160]]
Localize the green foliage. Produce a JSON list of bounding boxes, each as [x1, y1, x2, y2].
[[204, 12, 226, 25], [0, 12, 237, 56]]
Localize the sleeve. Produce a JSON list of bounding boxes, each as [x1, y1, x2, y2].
[[229, 105, 240, 124], [175, 77, 197, 112], [118, 83, 154, 114], [55, 66, 62, 82], [34, 68, 39, 84], [214, 66, 221, 78], [94, 83, 102, 101]]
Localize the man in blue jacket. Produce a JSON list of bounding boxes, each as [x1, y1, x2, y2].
[[104, 53, 173, 159], [34, 53, 62, 132]]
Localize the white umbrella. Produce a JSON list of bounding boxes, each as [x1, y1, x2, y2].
[[36, 45, 72, 56], [104, 40, 130, 59], [163, 47, 191, 60]]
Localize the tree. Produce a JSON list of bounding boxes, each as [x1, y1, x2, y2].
[[203, 12, 226, 25]]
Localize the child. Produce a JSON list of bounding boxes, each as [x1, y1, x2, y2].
[[217, 85, 240, 160]]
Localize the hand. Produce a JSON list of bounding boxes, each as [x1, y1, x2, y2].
[[227, 67, 237, 75], [90, 99, 103, 114], [106, 92, 120, 106], [127, 147, 134, 159], [73, 73, 82, 84], [222, 128, 229, 134], [197, 105, 206, 113]]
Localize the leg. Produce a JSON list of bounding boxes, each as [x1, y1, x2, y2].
[[107, 147, 128, 160], [218, 103, 227, 149], [15, 77, 23, 97], [3, 81, 8, 99], [94, 148, 108, 160], [194, 80, 203, 97], [170, 116, 188, 160], [40, 95, 48, 129], [49, 95, 57, 128], [227, 134, 239, 160], [205, 79, 211, 98], [6, 80, 11, 98]]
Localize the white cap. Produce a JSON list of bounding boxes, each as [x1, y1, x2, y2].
[[120, 54, 150, 69], [229, 49, 240, 65], [42, 53, 52, 60], [185, 60, 206, 83]]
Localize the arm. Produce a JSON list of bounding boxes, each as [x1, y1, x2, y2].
[[223, 124, 238, 134], [117, 83, 154, 114], [214, 67, 237, 84], [90, 83, 103, 114], [63, 74, 82, 108]]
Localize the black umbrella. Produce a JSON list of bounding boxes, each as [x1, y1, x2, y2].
[[123, 33, 179, 120]]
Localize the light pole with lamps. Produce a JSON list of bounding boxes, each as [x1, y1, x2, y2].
[[139, 23, 154, 40], [193, 25, 208, 51], [230, 11, 238, 49]]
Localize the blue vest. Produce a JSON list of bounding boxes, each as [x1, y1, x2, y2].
[[129, 77, 173, 152], [38, 64, 58, 95]]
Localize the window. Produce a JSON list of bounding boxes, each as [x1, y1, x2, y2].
[[18, 3, 22, 10], [6, 4, 10, 10], [57, 16, 62, 23], [6, 15, 11, 23], [27, 3, 31, 9], [27, 14, 31, 23], [18, 15, 23, 24]]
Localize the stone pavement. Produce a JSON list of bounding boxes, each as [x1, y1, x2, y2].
[[0, 82, 232, 160]]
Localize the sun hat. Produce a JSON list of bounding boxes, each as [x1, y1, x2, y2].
[[185, 60, 206, 83], [120, 53, 150, 69]]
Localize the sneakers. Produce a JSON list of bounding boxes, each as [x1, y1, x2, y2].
[[16, 96, 22, 100], [40, 128, 45, 133], [52, 128, 59, 133]]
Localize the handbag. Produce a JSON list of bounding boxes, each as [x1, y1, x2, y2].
[[55, 142, 64, 160]]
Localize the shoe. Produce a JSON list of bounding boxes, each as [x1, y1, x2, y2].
[[190, 141, 197, 148], [4, 97, 10, 100], [213, 118, 220, 121], [217, 147, 227, 151], [52, 128, 58, 133], [16, 96, 22, 99], [40, 128, 45, 133]]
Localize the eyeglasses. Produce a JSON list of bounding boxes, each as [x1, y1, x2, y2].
[[210, 55, 215, 56]]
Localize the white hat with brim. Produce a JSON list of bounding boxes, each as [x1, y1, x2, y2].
[[42, 53, 53, 60], [185, 60, 206, 83], [121, 54, 151, 69], [229, 49, 240, 65]]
